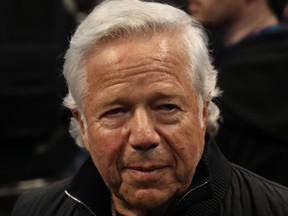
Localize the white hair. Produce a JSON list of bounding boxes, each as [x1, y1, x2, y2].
[[63, 0, 220, 147]]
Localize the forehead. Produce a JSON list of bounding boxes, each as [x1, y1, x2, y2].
[[87, 31, 185, 61], [85, 32, 190, 86]]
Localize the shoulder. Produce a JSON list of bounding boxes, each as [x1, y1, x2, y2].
[[226, 164, 288, 215], [232, 164, 288, 193], [12, 178, 77, 216]]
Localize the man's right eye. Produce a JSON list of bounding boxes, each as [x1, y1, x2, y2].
[[102, 108, 126, 118]]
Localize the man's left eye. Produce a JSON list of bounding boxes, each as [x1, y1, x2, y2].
[[157, 104, 179, 112]]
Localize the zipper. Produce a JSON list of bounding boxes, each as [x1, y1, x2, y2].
[[162, 180, 209, 216], [65, 180, 209, 216], [175, 180, 209, 206], [65, 190, 96, 216]]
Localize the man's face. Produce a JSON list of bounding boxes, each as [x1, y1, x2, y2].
[[187, 0, 244, 27], [76, 33, 208, 213]]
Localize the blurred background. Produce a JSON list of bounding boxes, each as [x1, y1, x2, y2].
[[0, 0, 103, 215]]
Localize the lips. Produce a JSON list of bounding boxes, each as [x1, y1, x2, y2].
[[122, 166, 168, 185], [120, 161, 172, 187], [123, 163, 170, 178], [128, 165, 168, 172]]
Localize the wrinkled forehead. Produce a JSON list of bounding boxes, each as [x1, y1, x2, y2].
[[84, 31, 190, 80], [86, 31, 195, 93]]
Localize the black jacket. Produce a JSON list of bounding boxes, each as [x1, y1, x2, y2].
[[12, 140, 288, 216], [214, 24, 288, 185]]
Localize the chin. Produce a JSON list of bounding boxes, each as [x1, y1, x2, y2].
[[123, 188, 175, 211]]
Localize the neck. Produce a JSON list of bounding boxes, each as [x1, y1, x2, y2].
[[222, 3, 279, 45], [111, 194, 169, 216]]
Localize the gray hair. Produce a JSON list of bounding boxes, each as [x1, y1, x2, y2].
[[63, 0, 220, 147]]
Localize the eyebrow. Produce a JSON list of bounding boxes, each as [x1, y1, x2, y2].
[[93, 89, 185, 110], [93, 96, 129, 111], [149, 90, 184, 101]]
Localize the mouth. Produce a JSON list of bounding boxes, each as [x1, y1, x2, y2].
[[130, 165, 167, 172], [124, 165, 170, 180]]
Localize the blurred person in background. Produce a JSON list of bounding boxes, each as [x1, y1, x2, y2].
[[283, 1, 288, 22], [11, 1, 288, 215], [63, 0, 102, 23], [187, 0, 288, 186]]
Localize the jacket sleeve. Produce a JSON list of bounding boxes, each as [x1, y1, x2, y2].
[[11, 189, 44, 216]]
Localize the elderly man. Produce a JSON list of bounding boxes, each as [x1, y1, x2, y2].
[[12, 0, 288, 215]]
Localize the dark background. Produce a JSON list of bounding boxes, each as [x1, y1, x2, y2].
[[0, 0, 85, 215]]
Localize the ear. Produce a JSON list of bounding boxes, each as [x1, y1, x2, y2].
[[201, 101, 209, 134], [71, 109, 90, 151]]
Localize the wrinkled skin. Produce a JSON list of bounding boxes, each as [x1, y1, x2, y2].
[[73, 32, 208, 216]]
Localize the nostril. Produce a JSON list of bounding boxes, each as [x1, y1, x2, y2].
[[132, 143, 158, 151]]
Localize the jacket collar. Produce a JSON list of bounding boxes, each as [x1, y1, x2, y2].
[[66, 157, 112, 215], [169, 138, 232, 216], [66, 138, 232, 216]]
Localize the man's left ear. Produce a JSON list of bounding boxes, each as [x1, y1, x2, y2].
[[202, 101, 209, 133]]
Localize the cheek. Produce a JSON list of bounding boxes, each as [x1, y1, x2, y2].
[[173, 132, 204, 164], [87, 130, 127, 196], [166, 118, 205, 174], [175, 138, 204, 185], [87, 127, 122, 162], [86, 126, 124, 182]]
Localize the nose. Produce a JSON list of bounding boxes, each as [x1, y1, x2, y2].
[[128, 108, 161, 151]]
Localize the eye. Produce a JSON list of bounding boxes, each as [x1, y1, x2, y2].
[[156, 104, 179, 112], [102, 107, 127, 118], [155, 103, 182, 124]]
